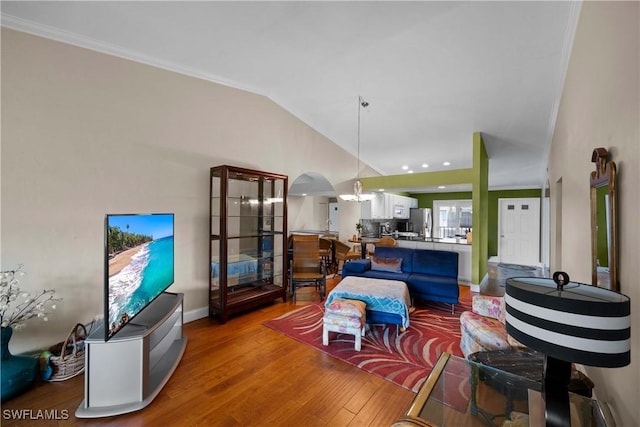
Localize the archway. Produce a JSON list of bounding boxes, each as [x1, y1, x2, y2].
[[288, 172, 338, 234]]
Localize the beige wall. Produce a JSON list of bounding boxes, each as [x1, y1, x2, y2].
[[548, 2, 639, 425], [288, 196, 330, 232], [1, 29, 372, 352]]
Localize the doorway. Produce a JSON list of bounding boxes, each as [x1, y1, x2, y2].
[[498, 198, 541, 266], [288, 172, 337, 232]]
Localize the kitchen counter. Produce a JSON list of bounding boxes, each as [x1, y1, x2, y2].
[[431, 237, 469, 245], [290, 230, 338, 235], [385, 234, 470, 245]]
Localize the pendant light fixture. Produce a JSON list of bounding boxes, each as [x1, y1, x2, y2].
[[340, 96, 375, 202]]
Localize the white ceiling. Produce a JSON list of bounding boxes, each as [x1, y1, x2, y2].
[[1, 1, 581, 193]]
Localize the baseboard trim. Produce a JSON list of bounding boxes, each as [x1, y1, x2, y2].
[[474, 272, 489, 293], [184, 307, 209, 323]]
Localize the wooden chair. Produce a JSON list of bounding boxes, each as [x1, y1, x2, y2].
[[377, 236, 398, 247], [290, 234, 326, 303], [369, 236, 397, 257], [334, 240, 360, 273], [319, 237, 332, 267], [320, 233, 338, 239]]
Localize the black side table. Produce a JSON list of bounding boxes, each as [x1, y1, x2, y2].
[[468, 349, 594, 425], [400, 352, 612, 427], [469, 348, 542, 424]]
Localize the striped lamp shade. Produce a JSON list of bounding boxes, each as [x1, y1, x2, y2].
[[505, 272, 630, 368]]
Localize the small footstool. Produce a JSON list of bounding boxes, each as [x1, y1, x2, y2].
[[322, 298, 367, 351]]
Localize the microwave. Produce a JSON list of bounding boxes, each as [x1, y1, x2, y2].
[[393, 204, 405, 218]]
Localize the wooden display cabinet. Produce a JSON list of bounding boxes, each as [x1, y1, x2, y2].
[[209, 165, 288, 322]]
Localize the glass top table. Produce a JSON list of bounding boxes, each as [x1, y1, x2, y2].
[[397, 352, 614, 427]]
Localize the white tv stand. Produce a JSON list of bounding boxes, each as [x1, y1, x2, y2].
[[76, 292, 187, 418]]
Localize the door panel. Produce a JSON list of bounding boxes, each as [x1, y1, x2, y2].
[[499, 198, 540, 266]]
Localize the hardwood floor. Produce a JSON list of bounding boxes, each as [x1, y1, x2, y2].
[[2, 277, 471, 426]]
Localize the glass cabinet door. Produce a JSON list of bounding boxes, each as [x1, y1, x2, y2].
[[210, 174, 222, 310]]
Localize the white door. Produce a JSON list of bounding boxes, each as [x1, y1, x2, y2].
[[329, 202, 339, 232], [498, 198, 540, 266]]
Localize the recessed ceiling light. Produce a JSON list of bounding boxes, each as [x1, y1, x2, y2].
[[302, 193, 307, 196], [422, 163, 429, 168], [402, 165, 409, 170], [443, 161, 451, 166], [408, 170, 414, 174], [438, 186, 446, 189]]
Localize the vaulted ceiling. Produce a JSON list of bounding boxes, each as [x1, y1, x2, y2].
[[1, 1, 581, 192]]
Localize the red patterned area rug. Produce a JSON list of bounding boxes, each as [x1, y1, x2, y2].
[[263, 296, 471, 397]]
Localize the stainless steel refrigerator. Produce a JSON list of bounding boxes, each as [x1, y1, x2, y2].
[[409, 208, 432, 238]]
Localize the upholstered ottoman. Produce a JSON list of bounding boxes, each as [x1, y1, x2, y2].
[[459, 295, 526, 357], [322, 298, 367, 351]]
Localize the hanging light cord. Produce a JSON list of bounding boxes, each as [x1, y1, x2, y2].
[[357, 95, 369, 181], [339, 95, 371, 201]]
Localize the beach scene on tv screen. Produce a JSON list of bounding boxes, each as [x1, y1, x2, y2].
[[107, 214, 174, 338]]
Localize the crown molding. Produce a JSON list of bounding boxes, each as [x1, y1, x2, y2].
[[0, 13, 265, 97], [539, 1, 583, 180]]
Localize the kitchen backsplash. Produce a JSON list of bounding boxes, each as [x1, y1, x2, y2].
[[360, 219, 409, 237]]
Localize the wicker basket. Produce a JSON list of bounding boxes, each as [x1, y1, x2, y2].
[[47, 323, 87, 382]]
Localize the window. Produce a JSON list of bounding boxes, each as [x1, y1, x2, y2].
[[433, 200, 472, 238]]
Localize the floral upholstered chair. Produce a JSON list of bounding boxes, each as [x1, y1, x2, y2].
[[459, 295, 526, 357]]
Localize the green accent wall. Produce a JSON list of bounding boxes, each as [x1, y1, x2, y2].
[[411, 188, 542, 258], [413, 192, 472, 206], [361, 169, 474, 190]]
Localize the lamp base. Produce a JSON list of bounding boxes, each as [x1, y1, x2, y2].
[[543, 355, 572, 427]]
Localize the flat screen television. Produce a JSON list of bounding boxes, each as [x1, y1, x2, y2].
[[105, 213, 174, 341]]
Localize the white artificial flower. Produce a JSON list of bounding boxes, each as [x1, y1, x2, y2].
[[0, 265, 62, 330]]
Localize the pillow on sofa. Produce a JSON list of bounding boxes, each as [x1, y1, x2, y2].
[[371, 256, 402, 273]]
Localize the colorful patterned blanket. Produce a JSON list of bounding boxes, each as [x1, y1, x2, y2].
[[325, 276, 411, 328]]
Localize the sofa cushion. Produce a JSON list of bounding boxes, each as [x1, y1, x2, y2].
[[371, 256, 403, 273], [342, 259, 370, 274], [373, 247, 415, 273], [408, 274, 459, 298], [411, 249, 458, 278]]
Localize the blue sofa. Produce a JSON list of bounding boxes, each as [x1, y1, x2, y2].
[[342, 246, 459, 311]]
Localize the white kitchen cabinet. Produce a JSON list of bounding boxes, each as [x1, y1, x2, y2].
[[361, 193, 417, 220], [372, 193, 385, 218], [456, 244, 472, 283], [360, 193, 385, 219], [388, 194, 416, 219], [361, 200, 372, 219], [384, 194, 394, 218]]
